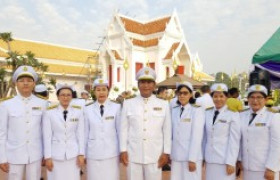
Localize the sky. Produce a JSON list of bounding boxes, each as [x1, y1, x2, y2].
[[0, 0, 279, 75]]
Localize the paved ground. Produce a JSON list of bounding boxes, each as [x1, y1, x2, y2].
[[0, 165, 243, 180], [0, 165, 171, 180]]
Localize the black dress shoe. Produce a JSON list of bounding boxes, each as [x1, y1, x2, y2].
[[162, 164, 171, 171]]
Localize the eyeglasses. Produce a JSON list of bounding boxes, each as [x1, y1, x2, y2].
[[248, 96, 265, 101], [178, 91, 190, 96]]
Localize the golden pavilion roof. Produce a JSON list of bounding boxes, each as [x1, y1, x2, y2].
[[0, 39, 98, 76]]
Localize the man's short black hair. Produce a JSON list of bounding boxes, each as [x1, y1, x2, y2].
[[228, 87, 239, 96], [200, 85, 211, 93], [157, 86, 167, 95]]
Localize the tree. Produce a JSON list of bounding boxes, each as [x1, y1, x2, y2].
[[215, 72, 231, 87], [0, 32, 13, 52], [0, 68, 7, 98], [0, 32, 53, 97]]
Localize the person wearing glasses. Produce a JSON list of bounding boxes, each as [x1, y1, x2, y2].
[[43, 83, 85, 180], [239, 84, 280, 180], [0, 66, 48, 180], [170, 81, 205, 180], [84, 78, 121, 180], [204, 83, 241, 180]]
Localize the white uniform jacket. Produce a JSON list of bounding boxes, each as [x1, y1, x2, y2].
[[240, 107, 280, 172], [84, 100, 121, 160], [120, 95, 172, 164], [43, 104, 85, 160], [204, 105, 241, 166], [195, 93, 214, 110], [71, 98, 86, 108], [0, 95, 47, 164], [171, 103, 205, 162]]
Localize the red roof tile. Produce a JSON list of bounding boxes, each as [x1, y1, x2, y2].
[[164, 42, 180, 59], [132, 38, 159, 47], [120, 16, 171, 35], [112, 50, 122, 60]]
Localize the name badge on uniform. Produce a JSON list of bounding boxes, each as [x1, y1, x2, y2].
[[70, 118, 79, 122], [255, 123, 266, 127], [32, 107, 41, 110], [181, 118, 191, 122], [219, 119, 227, 123], [153, 107, 162, 111], [105, 116, 114, 120]]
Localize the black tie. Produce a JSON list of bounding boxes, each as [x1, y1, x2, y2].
[[63, 110, 68, 121], [213, 110, 219, 124], [100, 105, 104, 117], [180, 106, 184, 118], [249, 113, 257, 125]]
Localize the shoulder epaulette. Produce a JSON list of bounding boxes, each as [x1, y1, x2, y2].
[[0, 96, 13, 102], [192, 104, 201, 108], [156, 96, 167, 101], [124, 96, 136, 100], [110, 100, 120, 104], [47, 105, 58, 110], [206, 107, 214, 111], [86, 102, 94, 106], [72, 105, 82, 109], [173, 105, 180, 109], [240, 108, 249, 112], [267, 108, 279, 113], [35, 94, 48, 100]]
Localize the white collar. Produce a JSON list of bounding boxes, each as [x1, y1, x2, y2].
[[214, 105, 227, 113], [250, 106, 266, 115], [17, 94, 33, 101]]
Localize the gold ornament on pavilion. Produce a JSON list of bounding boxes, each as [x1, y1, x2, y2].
[[123, 58, 129, 70], [145, 70, 149, 75], [172, 59, 178, 71]]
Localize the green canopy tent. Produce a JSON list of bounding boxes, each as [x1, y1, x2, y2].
[[252, 27, 280, 89], [253, 27, 280, 64]]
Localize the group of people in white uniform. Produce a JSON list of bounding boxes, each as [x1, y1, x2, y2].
[[0, 65, 280, 180]]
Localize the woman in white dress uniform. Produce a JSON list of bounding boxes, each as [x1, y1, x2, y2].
[[43, 84, 85, 180], [84, 78, 121, 180], [204, 83, 241, 180], [239, 84, 280, 180], [170, 81, 205, 180]]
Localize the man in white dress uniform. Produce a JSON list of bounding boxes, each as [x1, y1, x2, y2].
[[0, 65, 48, 180], [195, 85, 214, 109], [239, 84, 280, 180], [120, 67, 172, 180]]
